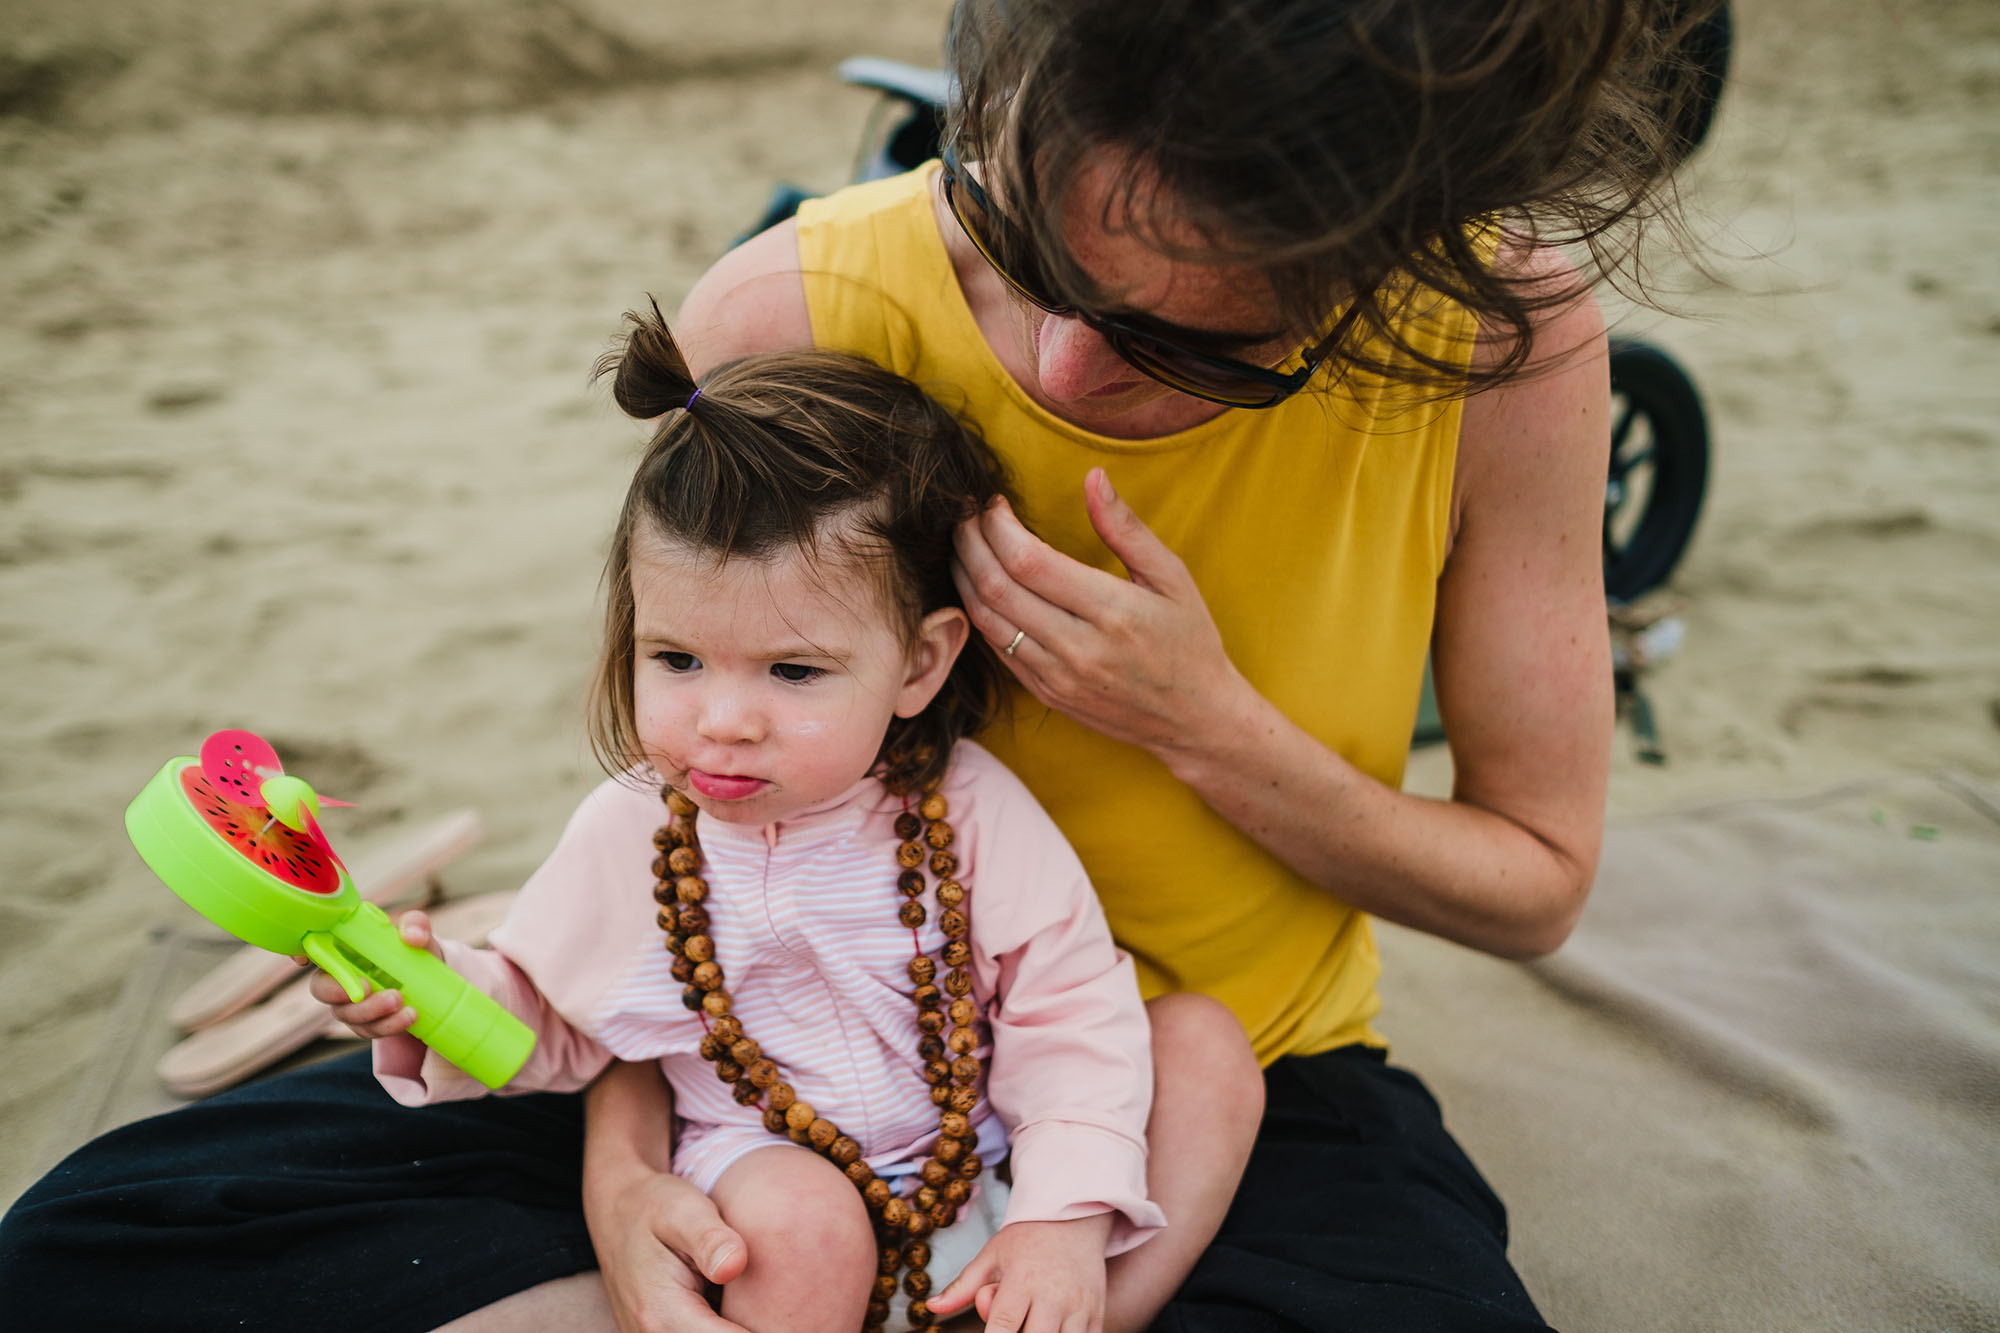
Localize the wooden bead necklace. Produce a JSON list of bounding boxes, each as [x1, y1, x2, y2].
[[653, 783, 984, 1332]]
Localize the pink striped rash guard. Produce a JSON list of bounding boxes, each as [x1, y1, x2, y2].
[[374, 740, 1165, 1253]]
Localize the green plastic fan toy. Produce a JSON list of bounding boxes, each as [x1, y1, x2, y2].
[[125, 729, 534, 1089]]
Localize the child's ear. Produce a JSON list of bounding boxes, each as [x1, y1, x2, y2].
[[894, 608, 971, 718]]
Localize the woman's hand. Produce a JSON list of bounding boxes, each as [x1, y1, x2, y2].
[[928, 1215, 1114, 1332], [953, 468, 1243, 763], [583, 1159, 751, 1333], [582, 1060, 751, 1333], [299, 909, 441, 1038]]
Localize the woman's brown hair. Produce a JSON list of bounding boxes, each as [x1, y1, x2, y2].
[[947, 0, 1723, 394], [587, 301, 1012, 797]]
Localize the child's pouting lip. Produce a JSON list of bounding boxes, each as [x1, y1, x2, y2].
[[686, 769, 770, 801]]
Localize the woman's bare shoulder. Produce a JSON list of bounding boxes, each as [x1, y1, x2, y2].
[[673, 217, 815, 376]]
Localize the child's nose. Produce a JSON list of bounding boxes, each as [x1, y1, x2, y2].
[[696, 688, 765, 744]]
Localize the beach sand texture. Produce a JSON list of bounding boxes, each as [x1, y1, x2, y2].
[[3, 0, 1995, 1228]]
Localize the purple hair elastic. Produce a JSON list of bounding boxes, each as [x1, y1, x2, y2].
[[683, 387, 702, 411]]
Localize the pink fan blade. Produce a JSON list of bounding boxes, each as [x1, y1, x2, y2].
[[317, 796, 355, 808], [199, 729, 285, 809], [299, 806, 349, 878]]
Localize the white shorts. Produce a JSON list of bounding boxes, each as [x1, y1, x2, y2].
[[884, 1176, 1010, 1333]]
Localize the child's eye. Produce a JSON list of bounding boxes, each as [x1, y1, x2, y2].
[[771, 663, 825, 684], [651, 651, 698, 672]]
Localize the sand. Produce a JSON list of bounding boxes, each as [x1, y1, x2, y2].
[[2, 0, 1994, 1243]]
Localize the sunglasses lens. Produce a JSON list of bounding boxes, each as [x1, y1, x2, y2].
[[1108, 333, 1289, 408]]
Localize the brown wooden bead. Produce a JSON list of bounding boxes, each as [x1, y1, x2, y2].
[[747, 1059, 778, 1089], [914, 984, 941, 1010], [676, 903, 709, 934], [907, 1300, 935, 1328], [652, 827, 675, 852], [873, 1273, 898, 1302], [846, 1160, 876, 1188], [680, 986, 703, 1011], [922, 1059, 950, 1086], [940, 911, 969, 941], [653, 882, 677, 907], [682, 934, 713, 963], [943, 966, 972, 996], [701, 990, 731, 1017], [830, 1135, 860, 1166], [904, 1209, 934, 1239], [785, 1102, 816, 1132], [878, 1245, 901, 1275], [907, 957, 936, 985], [944, 1178, 971, 1206], [902, 1239, 932, 1269], [692, 961, 722, 991], [732, 1079, 760, 1105], [925, 821, 954, 851], [669, 955, 695, 984], [662, 931, 685, 956], [675, 876, 707, 905], [929, 849, 958, 877], [788, 1124, 813, 1146], [894, 811, 922, 841], [938, 1112, 969, 1139], [698, 1031, 725, 1061], [935, 880, 965, 908], [879, 1196, 909, 1230], [666, 789, 697, 816], [946, 1084, 978, 1114], [916, 1010, 945, 1036], [914, 1185, 939, 1212], [761, 1103, 788, 1134], [728, 1038, 760, 1065], [766, 1083, 794, 1112], [958, 1152, 982, 1180], [657, 908, 681, 934], [933, 1136, 963, 1165], [667, 846, 699, 876], [864, 1300, 891, 1328], [903, 1269, 932, 1299], [917, 1034, 944, 1061], [898, 901, 927, 929], [709, 1015, 742, 1044], [920, 1160, 951, 1190], [941, 939, 971, 968], [896, 840, 925, 869], [898, 869, 926, 898], [946, 1026, 979, 1056], [929, 1083, 951, 1106], [807, 1118, 837, 1151], [928, 1202, 956, 1230], [714, 1058, 743, 1084], [947, 998, 977, 1028], [920, 793, 948, 822], [951, 1054, 980, 1084], [650, 854, 670, 879]]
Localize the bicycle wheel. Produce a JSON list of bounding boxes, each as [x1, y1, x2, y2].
[[1603, 338, 1710, 600]]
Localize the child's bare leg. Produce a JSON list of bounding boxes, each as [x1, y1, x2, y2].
[[1105, 992, 1266, 1333], [710, 1144, 876, 1333]]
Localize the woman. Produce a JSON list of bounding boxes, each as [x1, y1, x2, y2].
[[0, 2, 1709, 1329]]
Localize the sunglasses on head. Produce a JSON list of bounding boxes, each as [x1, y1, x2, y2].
[[939, 146, 1332, 410]]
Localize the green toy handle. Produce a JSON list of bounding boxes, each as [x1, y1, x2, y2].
[[303, 901, 536, 1090]]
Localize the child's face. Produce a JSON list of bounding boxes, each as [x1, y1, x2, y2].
[[630, 530, 968, 826]]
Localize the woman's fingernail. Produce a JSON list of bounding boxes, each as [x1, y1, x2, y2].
[[399, 1006, 417, 1026], [1098, 470, 1118, 504]]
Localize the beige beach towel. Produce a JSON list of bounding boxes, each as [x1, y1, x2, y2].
[[1379, 773, 2000, 1331]]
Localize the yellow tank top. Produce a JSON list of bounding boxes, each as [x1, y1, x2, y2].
[[797, 167, 1474, 1062]]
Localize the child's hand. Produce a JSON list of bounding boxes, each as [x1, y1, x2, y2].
[[929, 1214, 1114, 1332], [299, 910, 445, 1039]]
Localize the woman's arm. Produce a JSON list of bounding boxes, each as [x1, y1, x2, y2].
[[953, 265, 1612, 960], [581, 1060, 753, 1333]]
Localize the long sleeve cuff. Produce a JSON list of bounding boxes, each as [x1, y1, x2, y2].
[[999, 1119, 1168, 1257]]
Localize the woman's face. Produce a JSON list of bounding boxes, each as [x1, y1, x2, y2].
[[629, 530, 963, 826], [998, 156, 1307, 435]]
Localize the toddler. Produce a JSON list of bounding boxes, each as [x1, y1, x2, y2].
[[315, 303, 1261, 1333]]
